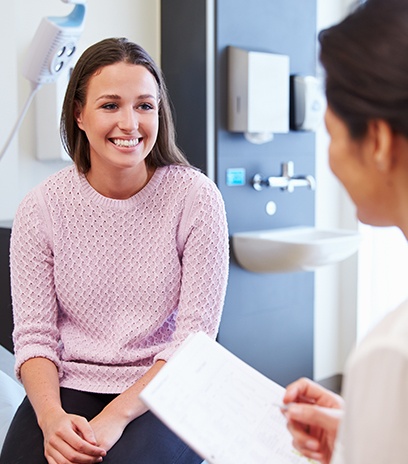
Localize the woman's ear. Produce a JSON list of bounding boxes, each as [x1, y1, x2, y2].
[[74, 102, 84, 130], [368, 119, 394, 172]]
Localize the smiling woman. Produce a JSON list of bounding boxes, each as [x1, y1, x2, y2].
[[0, 38, 229, 464]]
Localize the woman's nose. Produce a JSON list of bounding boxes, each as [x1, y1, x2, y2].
[[118, 107, 138, 131]]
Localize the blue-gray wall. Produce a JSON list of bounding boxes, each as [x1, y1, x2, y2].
[[162, 0, 317, 386]]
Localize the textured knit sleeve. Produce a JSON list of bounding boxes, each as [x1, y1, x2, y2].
[[10, 191, 62, 379], [154, 175, 229, 362]]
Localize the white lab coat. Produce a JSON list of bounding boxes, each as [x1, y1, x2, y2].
[[331, 298, 408, 464]]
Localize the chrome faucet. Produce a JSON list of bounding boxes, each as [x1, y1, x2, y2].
[[252, 161, 316, 193]]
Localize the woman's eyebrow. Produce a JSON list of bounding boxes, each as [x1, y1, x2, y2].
[[95, 94, 121, 102], [95, 93, 157, 103]]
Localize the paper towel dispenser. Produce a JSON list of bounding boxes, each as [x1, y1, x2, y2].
[[227, 46, 290, 144]]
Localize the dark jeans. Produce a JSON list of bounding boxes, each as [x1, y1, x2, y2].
[[0, 387, 202, 464]]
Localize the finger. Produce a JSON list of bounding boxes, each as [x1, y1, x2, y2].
[[291, 441, 324, 463], [284, 377, 327, 404], [69, 436, 106, 458], [72, 416, 99, 446], [287, 420, 328, 463], [57, 427, 106, 459], [44, 455, 58, 464], [286, 403, 341, 432], [287, 419, 321, 452], [284, 378, 344, 410], [48, 441, 104, 464]]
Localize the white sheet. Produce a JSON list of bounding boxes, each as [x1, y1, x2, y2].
[[0, 369, 25, 451], [0, 344, 16, 381]]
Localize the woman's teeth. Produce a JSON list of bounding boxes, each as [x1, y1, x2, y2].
[[111, 138, 139, 147]]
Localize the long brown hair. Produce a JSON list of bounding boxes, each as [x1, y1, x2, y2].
[[61, 37, 190, 173]]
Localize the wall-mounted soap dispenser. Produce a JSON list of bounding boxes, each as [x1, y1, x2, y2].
[[290, 75, 326, 132], [228, 46, 290, 144]]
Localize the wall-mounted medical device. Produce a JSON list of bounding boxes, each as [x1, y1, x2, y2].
[[23, 0, 86, 87], [227, 46, 290, 144], [0, 0, 87, 162], [290, 75, 326, 132], [36, 69, 73, 161]]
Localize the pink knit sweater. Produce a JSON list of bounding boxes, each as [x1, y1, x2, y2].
[[10, 164, 229, 394]]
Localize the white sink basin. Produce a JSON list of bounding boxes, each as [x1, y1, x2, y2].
[[232, 226, 360, 273]]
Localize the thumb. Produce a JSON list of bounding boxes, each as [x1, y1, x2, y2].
[[286, 403, 341, 431], [72, 415, 99, 445]]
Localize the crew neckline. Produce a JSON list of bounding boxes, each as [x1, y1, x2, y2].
[[76, 165, 167, 209]]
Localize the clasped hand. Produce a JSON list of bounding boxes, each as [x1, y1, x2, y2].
[[41, 407, 126, 464], [282, 377, 344, 464]]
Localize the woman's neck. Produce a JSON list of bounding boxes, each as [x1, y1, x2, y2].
[[85, 165, 155, 199]]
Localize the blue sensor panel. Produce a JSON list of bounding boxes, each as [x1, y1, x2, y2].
[[226, 168, 246, 186]]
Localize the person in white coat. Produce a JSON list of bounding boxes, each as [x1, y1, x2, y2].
[[283, 0, 408, 463]]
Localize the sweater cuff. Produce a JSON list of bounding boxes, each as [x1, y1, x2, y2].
[[15, 347, 62, 381]]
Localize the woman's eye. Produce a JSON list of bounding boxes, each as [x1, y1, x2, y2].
[[139, 103, 154, 111], [102, 103, 118, 110]]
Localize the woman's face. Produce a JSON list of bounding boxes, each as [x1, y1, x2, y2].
[[325, 106, 390, 226], [75, 62, 159, 174]]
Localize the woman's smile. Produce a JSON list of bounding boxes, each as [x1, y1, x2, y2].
[[110, 137, 141, 148]]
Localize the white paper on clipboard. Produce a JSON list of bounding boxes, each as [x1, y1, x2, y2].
[[140, 331, 315, 464]]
